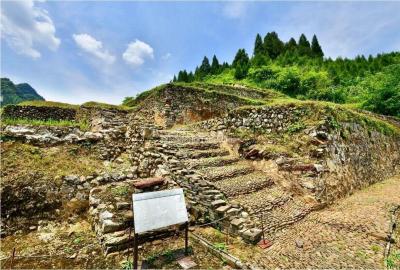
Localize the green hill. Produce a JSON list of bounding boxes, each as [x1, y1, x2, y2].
[[1, 78, 44, 106], [171, 32, 400, 118]]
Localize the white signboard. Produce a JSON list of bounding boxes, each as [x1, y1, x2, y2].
[[132, 188, 189, 234]]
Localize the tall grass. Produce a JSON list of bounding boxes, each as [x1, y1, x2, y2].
[[1, 118, 89, 131]]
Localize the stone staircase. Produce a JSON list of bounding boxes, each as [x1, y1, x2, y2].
[[156, 128, 316, 242], [88, 127, 317, 254]]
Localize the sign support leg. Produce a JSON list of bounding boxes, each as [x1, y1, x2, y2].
[[133, 233, 138, 269], [185, 222, 189, 255]]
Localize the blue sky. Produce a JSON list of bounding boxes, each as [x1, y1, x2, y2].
[[1, 1, 400, 105]]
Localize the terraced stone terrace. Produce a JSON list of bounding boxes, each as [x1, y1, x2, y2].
[[154, 127, 319, 244], [215, 171, 273, 197]]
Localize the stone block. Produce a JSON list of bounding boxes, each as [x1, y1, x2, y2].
[[241, 228, 262, 244], [226, 208, 239, 216], [211, 199, 226, 208], [230, 218, 245, 228], [102, 219, 125, 234], [216, 205, 231, 214]]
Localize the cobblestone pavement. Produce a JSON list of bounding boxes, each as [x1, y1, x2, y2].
[[199, 174, 400, 268], [251, 174, 400, 268]]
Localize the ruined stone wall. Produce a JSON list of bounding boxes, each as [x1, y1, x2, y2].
[[194, 105, 400, 204], [319, 122, 400, 203], [2, 105, 76, 121], [134, 84, 256, 128], [194, 105, 309, 133], [76, 106, 129, 132]]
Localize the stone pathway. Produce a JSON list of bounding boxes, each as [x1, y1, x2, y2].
[[231, 174, 400, 268]]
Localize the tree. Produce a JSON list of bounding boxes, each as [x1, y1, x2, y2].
[[211, 55, 221, 74], [177, 70, 189, 82], [221, 62, 230, 69], [232, 49, 250, 79], [253, 33, 264, 56], [172, 75, 177, 82], [311, 35, 324, 58], [298, 34, 312, 56], [263, 31, 284, 59], [285, 38, 297, 52], [198, 56, 211, 78]]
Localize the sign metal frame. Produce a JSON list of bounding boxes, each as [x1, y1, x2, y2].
[[131, 188, 189, 269]]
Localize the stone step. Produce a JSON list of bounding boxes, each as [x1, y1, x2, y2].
[[215, 171, 274, 198], [186, 156, 240, 169], [176, 148, 230, 159], [230, 186, 291, 214], [197, 162, 254, 182], [157, 141, 220, 151], [158, 133, 212, 141], [256, 199, 314, 237]]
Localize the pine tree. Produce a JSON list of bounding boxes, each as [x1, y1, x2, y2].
[[311, 35, 324, 58], [285, 38, 297, 51], [188, 71, 194, 82], [253, 33, 264, 56], [298, 34, 312, 56], [177, 70, 189, 82], [172, 75, 177, 82], [263, 31, 284, 59], [211, 55, 221, 74], [199, 56, 211, 77], [232, 49, 250, 79], [232, 49, 249, 67]]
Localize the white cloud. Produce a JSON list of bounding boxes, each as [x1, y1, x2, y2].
[[222, 2, 247, 19], [161, 52, 172, 60], [73, 33, 115, 64], [122, 39, 154, 67], [0, 0, 60, 59]]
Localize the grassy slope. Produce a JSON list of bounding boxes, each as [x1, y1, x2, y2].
[[0, 142, 103, 185]]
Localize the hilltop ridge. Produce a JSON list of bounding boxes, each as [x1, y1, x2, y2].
[[0, 78, 44, 106]]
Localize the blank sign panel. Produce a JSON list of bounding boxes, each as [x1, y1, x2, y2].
[[133, 188, 189, 234]]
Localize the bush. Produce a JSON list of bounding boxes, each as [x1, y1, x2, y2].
[[234, 64, 250, 80], [249, 66, 277, 82], [274, 67, 301, 95]]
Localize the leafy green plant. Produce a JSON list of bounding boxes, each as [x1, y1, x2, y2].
[[111, 186, 129, 196], [213, 242, 227, 251], [162, 249, 175, 263], [73, 237, 82, 244], [145, 253, 158, 265], [120, 260, 133, 270], [287, 122, 306, 134], [386, 258, 395, 269]]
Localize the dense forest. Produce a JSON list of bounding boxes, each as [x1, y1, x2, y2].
[[173, 32, 400, 117]]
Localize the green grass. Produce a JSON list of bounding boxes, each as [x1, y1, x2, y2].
[[18, 100, 79, 109], [1, 117, 89, 130], [110, 186, 129, 196], [16, 100, 132, 112], [81, 101, 133, 111], [213, 242, 227, 251]]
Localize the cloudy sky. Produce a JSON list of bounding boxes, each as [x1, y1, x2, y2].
[[1, 1, 400, 104]]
